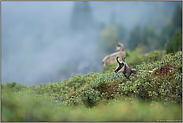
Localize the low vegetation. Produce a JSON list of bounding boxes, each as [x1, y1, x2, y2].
[[1, 49, 182, 122]]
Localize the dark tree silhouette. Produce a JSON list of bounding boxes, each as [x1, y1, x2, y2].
[[128, 25, 142, 50], [172, 4, 182, 31]]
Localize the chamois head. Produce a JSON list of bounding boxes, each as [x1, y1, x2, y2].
[[114, 56, 137, 81], [114, 56, 125, 73], [116, 42, 125, 51]]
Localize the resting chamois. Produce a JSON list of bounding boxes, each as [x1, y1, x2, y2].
[[102, 42, 126, 66]]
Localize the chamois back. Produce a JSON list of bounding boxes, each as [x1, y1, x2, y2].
[[102, 42, 126, 66]]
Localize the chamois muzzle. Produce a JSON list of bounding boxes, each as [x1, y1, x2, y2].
[[115, 56, 125, 73]]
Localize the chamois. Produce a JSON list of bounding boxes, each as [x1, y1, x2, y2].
[[115, 56, 158, 81], [102, 42, 126, 66], [115, 56, 137, 81]]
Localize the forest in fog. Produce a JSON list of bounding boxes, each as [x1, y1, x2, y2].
[[1, 1, 182, 85]]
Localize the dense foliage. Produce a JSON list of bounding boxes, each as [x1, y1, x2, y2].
[[1, 49, 182, 122]]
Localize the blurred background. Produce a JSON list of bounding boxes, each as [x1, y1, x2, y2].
[[1, 1, 182, 86]]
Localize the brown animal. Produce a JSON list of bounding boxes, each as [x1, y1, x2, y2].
[[102, 42, 126, 66], [115, 56, 137, 81], [114, 56, 157, 81]]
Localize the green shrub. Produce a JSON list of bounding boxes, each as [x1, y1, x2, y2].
[[1, 82, 28, 92], [1, 90, 59, 122], [2, 89, 181, 122], [1, 50, 182, 122]]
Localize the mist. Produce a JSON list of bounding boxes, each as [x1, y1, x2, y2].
[[1, 1, 181, 86]]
